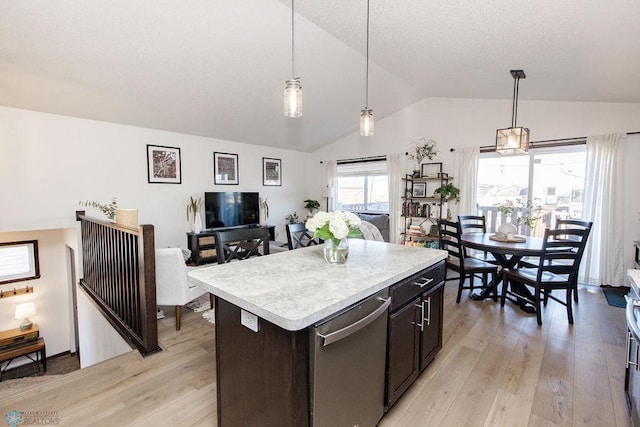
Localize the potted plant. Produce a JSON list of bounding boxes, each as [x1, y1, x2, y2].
[[304, 199, 321, 218], [286, 212, 300, 224], [434, 183, 460, 219], [79, 197, 118, 220], [407, 138, 438, 176]]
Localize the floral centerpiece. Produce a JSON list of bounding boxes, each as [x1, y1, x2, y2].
[[306, 211, 363, 264], [495, 198, 542, 234]]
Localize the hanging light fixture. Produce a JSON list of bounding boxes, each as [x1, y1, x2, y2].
[[496, 69, 529, 155], [360, 0, 374, 136], [284, 0, 302, 118]]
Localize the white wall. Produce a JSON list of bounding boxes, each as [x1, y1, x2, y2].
[[0, 106, 315, 246], [0, 106, 316, 365], [312, 97, 640, 273]]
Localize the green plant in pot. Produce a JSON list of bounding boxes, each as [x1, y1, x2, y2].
[[407, 138, 438, 176], [434, 183, 460, 219], [286, 212, 300, 224], [304, 199, 320, 217]]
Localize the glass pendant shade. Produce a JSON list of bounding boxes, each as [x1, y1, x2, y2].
[[284, 78, 302, 118], [360, 109, 374, 136], [496, 126, 530, 155]]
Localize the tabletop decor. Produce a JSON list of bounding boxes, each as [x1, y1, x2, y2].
[[187, 196, 203, 233], [306, 211, 363, 264], [495, 198, 542, 236]]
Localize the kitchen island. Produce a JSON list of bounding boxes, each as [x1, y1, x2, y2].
[[188, 239, 447, 426]]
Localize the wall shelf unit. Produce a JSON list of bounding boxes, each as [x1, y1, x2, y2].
[[401, 162, 452, 246]]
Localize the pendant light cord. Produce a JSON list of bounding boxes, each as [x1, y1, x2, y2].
[[511, 75, 520, 128], [365, 0, 370, 109], [291, 0, 295, 79]]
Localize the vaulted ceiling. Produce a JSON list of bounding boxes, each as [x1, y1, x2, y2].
[[1, 1, 638, 152]]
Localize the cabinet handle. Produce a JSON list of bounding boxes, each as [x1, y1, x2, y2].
[[413, 277, 434, 288], [424, 296, 431, 327], [414, 303, 425, 332]]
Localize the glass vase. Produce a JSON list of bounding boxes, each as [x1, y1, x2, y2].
[[323, 237, 349, 264]]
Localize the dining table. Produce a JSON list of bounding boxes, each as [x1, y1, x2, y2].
[[459, 232, 545, 312]]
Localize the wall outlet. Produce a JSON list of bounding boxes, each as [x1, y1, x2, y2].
[[241, 309, 259, 332]]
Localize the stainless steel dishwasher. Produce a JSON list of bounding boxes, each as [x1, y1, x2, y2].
[[310, 288, 390, 427]]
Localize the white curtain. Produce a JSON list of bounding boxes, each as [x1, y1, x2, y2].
[[453, 146, 479, 218], [581, 133, 627, 286], [387, 153, 406, 244], [324, 160, 337, 212]]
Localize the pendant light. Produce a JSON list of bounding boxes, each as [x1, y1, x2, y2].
[[360, 0, 374, 136], [284, 0, 302, 118], [496, 69, 529, 155]]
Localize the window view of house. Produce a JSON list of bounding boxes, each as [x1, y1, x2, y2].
[[477, 147, 586, 236]]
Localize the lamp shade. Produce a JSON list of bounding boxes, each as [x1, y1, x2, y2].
[[15, 302, 36, 320], [360, 109, 374, 136], [496, 126, 529, 155], [284, 79, 302, 118]]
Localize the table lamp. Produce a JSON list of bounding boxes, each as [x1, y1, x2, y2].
[[15, 302, 36, 330]]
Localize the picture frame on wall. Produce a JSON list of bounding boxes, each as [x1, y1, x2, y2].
[[420, 162, 443, 178], [147, 145, 182, 184], [262, 157, 282, 186], [214, 152, 239, 185], [412, 182, 426, 198]]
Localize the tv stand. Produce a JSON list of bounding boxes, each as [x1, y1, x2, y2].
[[187, 225, 275, 266]]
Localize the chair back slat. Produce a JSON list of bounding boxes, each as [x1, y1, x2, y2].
[[537, 224, 592, 283], [438, 219, 464, 266], [214, 227, 270, 264], [458, 215, 487, 234], [286, 223, 319, 250]]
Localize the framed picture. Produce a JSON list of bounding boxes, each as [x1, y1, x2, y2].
[[262, 157, 282, 186], [214, 152, 239, 185], [147, 145, 181, 184], [412, 182, 426, 198], [420, 162, 443, 178]]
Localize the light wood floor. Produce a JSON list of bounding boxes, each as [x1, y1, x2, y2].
[[0, 280, 632, 426]]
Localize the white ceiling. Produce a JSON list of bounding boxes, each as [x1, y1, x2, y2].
[[1, 1, 639, 152]]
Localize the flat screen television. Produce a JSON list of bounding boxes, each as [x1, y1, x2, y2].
[[204, 192, 260, 229]]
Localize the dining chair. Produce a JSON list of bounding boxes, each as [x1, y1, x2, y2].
[[155, 248, 212, 330], [286, 223, 320, 250], [549, 219, 593, 302], [214, 227, 270, 264], [500, 225, 591, 325], [438, 219, 499, 303], [458, 215, 497, 264]]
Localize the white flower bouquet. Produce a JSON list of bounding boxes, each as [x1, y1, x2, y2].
[[306, 211, 363, 245]]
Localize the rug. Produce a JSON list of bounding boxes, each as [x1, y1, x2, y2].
[[202, 309, 215, 324], [602, 285, 630, 308]]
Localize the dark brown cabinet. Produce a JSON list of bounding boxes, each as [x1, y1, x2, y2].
[[386, 260, 445, 409], [187, 226, 275, 265]]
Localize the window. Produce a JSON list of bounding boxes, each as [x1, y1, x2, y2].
[[476, 146, 586, 236], [336, 160, 389, 213], [0, 240, 40, 285]]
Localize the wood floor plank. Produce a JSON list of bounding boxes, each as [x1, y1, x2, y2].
[[0, 279, 632, 427]]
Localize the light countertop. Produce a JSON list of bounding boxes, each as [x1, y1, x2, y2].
[[188, 239, 447, 331]]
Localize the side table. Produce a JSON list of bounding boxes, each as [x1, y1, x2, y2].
[[0, 324, 46, 381]]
